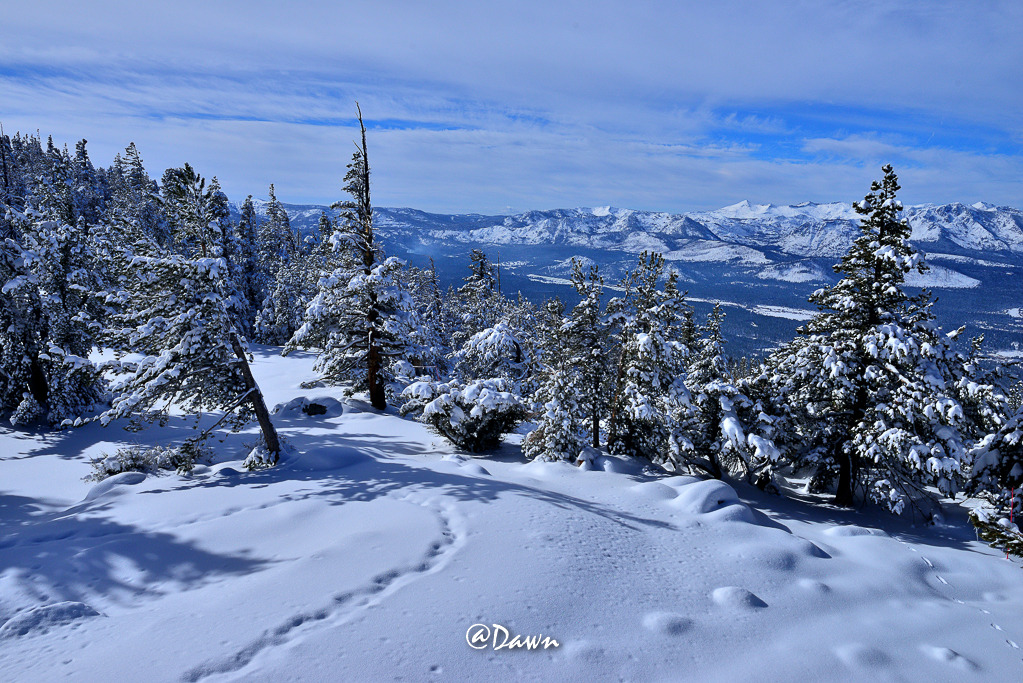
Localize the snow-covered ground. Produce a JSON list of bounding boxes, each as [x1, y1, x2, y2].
[[2, 348, 1023, 682]]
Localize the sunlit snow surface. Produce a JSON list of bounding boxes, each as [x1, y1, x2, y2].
[[2, 348, 1023, 682]]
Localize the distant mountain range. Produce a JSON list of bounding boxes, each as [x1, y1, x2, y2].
[[234, 199, 1023, 357]]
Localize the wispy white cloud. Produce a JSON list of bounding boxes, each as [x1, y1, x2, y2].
[[2, 0, 1020, 212]]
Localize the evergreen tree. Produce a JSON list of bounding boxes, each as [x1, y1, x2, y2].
[[71, 139, 103, 225], [522, 368, 588, 463], [606, 252, 692, 464], [255, 184, 297, 282], [160, 163, 231, 259], [286, 104, 408, 409], [769, 165, 981, 514], [454, 248, 502, 347], [100, 224, 280, 461], [232, 195, 263, 336], [562, 259, 610, 448], [107, 142, 166, 244], [676, 304, 779, 481], [454, 322, 530, 384], [405, 260, 450, 378], [253, 186, 308, 345], [0, 205, 105, 425]]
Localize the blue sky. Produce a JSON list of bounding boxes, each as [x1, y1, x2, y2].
[[2, 1, 1021, 214]]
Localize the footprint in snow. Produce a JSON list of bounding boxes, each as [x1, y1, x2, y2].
[[834, 643, 891, 668], [642, 612, 693, 636]]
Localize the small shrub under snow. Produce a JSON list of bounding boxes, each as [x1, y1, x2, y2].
[[85, 439, 212, 481], [400, 378, 528, 452]]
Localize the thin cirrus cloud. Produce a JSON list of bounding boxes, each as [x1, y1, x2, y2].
[[1, 0, 1020, 214]]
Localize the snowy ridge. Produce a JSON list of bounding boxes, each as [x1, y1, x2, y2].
[[232, 198, 1023, 268]]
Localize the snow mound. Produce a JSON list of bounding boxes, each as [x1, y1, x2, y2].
[[520, 458, 576, 479], [629, 481, 679, 500], [824, 525, 889, 538], [796, 578, 832, 593], [84, 471, 147, 501], [0, 602, 101, 639], [919, 645, 978, 671], [669, 479, 753, 523], [459, 462, 491, 477], [594, 455, 646, 475], [730, 544, 800, 571], [661, 475, 703, 488], [641, 612, 693, 636], [280, 445, 369, 473], [711, 586, 767, 610], [272, 396, 344, 418]]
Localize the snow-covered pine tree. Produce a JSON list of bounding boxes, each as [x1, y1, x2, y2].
[[231, 195, 263, 336], [106, 142, 167, 245], [676, 304, 779, 482], [770, 165, 980, 514], [522, 368, 588, 462], [561, 259, 610, 448], [253, 184, 303, 343], [103, 166, 280, 462], [606, 252, 691, 464], [453, 248, 502, 348], [286, 105, 410, 409], [972, 403, 1023, 502], [0, 205, 106, 425], [0, 126, 14, 214], [71, 140, 104, 226], [401, 377, 528, 453], [533, 296, 565, 367], [404, 259, 450, 379], [453, 322, 531, 386], [161, 164, 229, 258], [253, 188, 316, 346]]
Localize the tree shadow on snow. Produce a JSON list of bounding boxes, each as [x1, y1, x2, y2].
[[732, 479, 984, 555], [150, 430, 678, 535], [0, 492, 269, 620]]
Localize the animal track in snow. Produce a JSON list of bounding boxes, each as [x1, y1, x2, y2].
[[182, 497, 465, 682]]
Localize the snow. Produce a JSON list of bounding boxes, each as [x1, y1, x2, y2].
[[3, 347, 1023, 681], [752, 304, 816, 321], [662, 241, 769, 264], [756, 262, 825, 283], [904, 264, 981, 289]]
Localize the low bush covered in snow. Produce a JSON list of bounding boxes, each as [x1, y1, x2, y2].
[[85, 439, 212, 481], [400, 378, 528, 452], [968, 506, 1023, 558]]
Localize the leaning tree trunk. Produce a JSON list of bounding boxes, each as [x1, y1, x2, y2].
[[230, 334, 281, 463]]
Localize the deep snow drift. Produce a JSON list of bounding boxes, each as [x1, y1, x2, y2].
[[2, 348, 1022, 682]]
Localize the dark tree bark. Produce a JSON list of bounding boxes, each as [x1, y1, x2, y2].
[[351, 104, 386, 411], [230, 334, 281, 462]]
